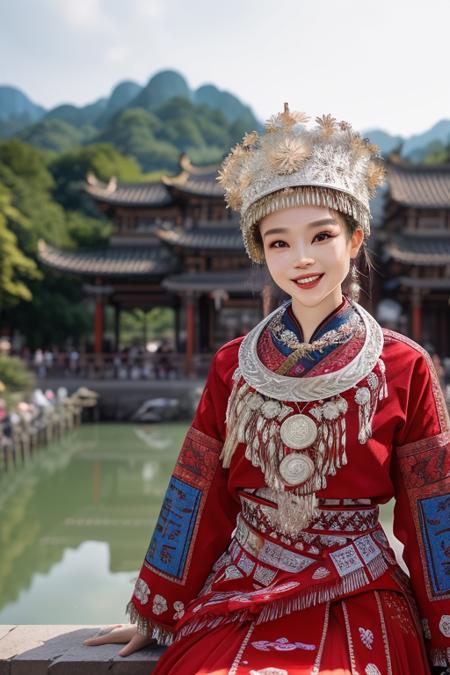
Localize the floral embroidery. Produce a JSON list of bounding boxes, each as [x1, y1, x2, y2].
[[365, 665, 381, 675], [249, 669, 288, 675], [223, 565, 244, 580], [439, 614, 450, 638], [133, 579, 150, 604], [359, 626, 374, 649], [152, 593, 168, 615], [383, 592, 414, 635], [253, 565, 277, 586], [330, 544, 363, 576], [312, 566, 330, 579], [173, 600, 184, 620], [237, 552, 256, 575], [251, 637, 316, 652]]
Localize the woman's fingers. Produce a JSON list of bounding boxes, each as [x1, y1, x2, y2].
[[83, 624, 137, 646], [118, 633, 156, 657], [84, 624, 156, 656]]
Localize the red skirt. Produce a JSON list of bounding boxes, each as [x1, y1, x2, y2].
[[153, 590, 431, 675]]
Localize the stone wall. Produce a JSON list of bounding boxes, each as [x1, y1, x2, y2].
[[0, 626, 164, 674]]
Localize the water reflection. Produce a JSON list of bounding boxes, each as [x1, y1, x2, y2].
[[0, 422, 402, 624], [0, 423, 186, 623]]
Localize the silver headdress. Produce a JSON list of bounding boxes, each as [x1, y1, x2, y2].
[[217, 104, 385, 263]]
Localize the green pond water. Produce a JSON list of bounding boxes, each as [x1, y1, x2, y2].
[[0, 423, 400, 624]]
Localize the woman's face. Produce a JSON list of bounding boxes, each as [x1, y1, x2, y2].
[[259, 205, 364, 308]]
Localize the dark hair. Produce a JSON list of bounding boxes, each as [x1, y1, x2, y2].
[[332, 210, 374, 302]]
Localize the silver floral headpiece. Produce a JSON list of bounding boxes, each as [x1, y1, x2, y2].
[[217, 104, 385, 263]]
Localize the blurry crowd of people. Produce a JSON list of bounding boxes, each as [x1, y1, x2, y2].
[[0, 386, 98, 470], [26, 341, 178, 381]]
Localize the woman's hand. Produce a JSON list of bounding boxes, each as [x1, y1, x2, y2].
[[83, 623, 156, 656]]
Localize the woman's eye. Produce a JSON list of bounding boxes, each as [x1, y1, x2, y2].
[[313, 232, 333, 242], [269, 240, 288, 248]]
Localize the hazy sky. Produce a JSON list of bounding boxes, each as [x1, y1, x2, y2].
[[1, 0, 449, 136]]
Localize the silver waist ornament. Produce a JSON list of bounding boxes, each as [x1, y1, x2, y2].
[[220, 301, 388, 529]]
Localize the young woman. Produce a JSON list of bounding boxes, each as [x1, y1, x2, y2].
[[86, 106, 450, 674]]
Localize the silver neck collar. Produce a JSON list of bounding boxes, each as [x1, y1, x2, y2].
[[238, 300, 384, 402]]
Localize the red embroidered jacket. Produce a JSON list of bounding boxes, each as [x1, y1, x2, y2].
[[127, 328, 450, 667]]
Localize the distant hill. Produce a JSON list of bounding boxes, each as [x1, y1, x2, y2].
[[194, 84, 253, 123], [0, 85, 45, 121], [43, 98, 108, 129], [0, 85, 46, 137], [97, 80, 143, 126], [364, 120, 450, 162], [401, 119, 450, 162], [131, 70, 191, 111], [0, 70, 262, 170], [363, 129, 403, 156], [1, 71, 449, 169]]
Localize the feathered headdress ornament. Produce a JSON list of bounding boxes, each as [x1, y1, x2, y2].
[[217, 104, 385, 263]]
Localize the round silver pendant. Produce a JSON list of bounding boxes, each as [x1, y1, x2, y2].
[[280, 414, 318, 449], [279, 453, 315, 486]]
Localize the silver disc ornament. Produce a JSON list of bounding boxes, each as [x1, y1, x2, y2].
[[279, 453, 315, 486], [280, 414, 318, 450]]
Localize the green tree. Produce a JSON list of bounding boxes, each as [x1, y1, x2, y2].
[[66, 211, 112, 247], [0, 140, 96, 347], [50, 143, 142, 211], [94, 109, 179, 172], [0, 139, 69, 252], [7, 274, 91, 350], [18, 118, 94, 152], [0, 184, 39, 308], [422, 140, 450, 164]]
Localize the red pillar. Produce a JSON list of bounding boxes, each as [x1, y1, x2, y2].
[[94, 299, 104, 354], [411, 291, 422, 343], [185, 295, 195, 376]]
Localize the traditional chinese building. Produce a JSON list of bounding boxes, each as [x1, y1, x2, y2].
[[39, 153, 450, 369], [39, 155, 267, 372], [378, 158, 450, 356]]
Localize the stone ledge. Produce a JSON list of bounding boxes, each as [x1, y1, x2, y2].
[[0, 626, 165, 675]]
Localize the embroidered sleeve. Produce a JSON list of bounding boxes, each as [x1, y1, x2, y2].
[[126, 347, 240, 644], [391, 349, 450, 669]]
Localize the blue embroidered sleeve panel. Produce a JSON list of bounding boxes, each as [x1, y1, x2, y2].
[[126, 339, 242, 644], [390, 338, 450, 669]]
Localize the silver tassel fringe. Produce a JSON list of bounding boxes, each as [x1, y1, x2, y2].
[[126, 601, 174, 645]]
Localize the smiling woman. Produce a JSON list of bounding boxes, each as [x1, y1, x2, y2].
[[86, 106, 450, 674], [259, 206, 364, 342]]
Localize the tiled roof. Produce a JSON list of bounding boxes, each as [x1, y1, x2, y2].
[[38, 241, 176, 277], [162, 172, 223, 198], [154, 226, 243, 251], [162, 269, 258, 293], [160, 153, 223, 197], [386, 234, 450, 265], [386, 160, 450, 208], [165, 178, 223, 197], [399, 276, 450, 290], [85, 175, 172, 206]]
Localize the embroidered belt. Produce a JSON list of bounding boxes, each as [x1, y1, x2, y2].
[[175, 515, 400, 643], [239, 491, 380, 553], [230, 513, 394, 590]]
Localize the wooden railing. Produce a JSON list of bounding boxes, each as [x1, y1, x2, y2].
[[28, 352, 214, 380]]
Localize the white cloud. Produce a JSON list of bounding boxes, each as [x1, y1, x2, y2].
[[2, 0, 450, 134], [133, 0, 166, 20], [105, 44, 130, 64], [54, 0, 110, 31]]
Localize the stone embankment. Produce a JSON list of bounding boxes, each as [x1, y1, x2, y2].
[[0, 625, 164, 674]]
